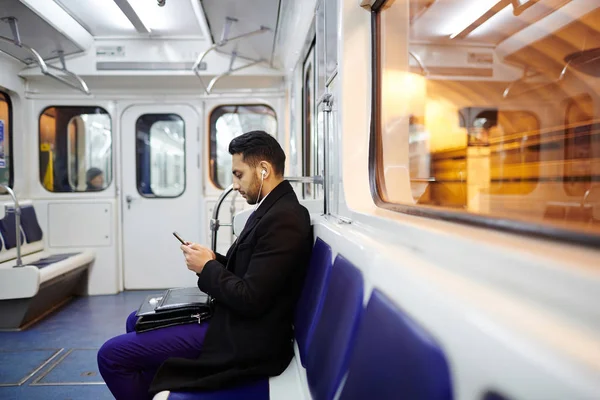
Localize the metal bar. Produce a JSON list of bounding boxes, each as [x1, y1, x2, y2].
[[192, 26, 270, 94], [228, 51, 238, 71], [0, 36, 48, 73], [1, 17, 22, 47], [285, 176, 324, 184], [409, 51, 428, 76], [503, 61, 570, 99], [45, 64, 91, 95], [0, 27, 90, 95], [221, 17, 237, 43], [0, 184, 22, 267], [211, 185, 234, 252], [206, 59, 264, 94]]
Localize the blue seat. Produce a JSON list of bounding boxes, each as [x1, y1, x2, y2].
[[165, 238, 335, 400], [0, 210, 25, 249], [294, 237, 333, 367], [305, 255, 364, 400], [338, 289, 453, 400], [166, 379, 269, 400], [20, 205, 43, 243]]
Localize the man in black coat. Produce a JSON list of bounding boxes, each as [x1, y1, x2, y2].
[[98, 131, 312, 399]]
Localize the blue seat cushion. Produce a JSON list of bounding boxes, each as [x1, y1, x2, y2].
[[338, 289, 453, 400], [294, 237, 333, 367], [0, 210, 25, 250], [166, 379, 269, 400], [20, 205, 43, 243], [306, 255, 364, 400]]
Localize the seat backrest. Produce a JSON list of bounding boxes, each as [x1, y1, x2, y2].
[[338, 289, 453, 400], [294, 237, 333, 367], [0, 210, 24, 250], [305, 255, 364, 400], [20, 205, 43, 243]]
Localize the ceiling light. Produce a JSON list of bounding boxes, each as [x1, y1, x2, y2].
[[449, 0, 540, 40]]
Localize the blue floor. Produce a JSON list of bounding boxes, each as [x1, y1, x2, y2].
[[0, 290, 160, 400]]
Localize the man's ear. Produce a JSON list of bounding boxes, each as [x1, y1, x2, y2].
[[258, 161, 270, 178]]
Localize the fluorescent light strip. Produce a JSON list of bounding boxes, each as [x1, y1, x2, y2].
[[450, 0, 540, 40], [112, 0, 151, 34]]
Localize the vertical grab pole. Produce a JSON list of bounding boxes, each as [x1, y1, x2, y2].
[[0, 184, 21, 266]]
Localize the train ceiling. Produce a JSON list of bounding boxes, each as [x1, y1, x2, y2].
[[0, 0, 281, 67]]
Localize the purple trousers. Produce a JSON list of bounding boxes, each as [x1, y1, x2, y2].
[[97, 311, 209, 400]]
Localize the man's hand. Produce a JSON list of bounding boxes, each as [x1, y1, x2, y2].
[[181, 243, 216, 274]]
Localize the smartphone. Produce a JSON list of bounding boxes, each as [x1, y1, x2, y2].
[[173, 231, 186, 245]]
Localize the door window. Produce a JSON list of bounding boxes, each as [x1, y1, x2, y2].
[[136, 114, 186, 197]]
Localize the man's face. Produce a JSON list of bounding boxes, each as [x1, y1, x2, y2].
[[231, 154, 261, 204]]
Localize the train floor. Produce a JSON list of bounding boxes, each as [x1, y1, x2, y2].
[[0, 290, 158, 400]]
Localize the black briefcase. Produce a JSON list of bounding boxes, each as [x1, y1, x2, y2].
[[134, 287, 212, 333]]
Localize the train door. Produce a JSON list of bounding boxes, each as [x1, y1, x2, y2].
[[121, 104, 203, 289]]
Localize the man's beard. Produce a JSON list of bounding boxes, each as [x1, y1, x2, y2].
[[245, 175, 261, 205]]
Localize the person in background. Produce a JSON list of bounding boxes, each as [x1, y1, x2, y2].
[[86, 167, 104, 191]]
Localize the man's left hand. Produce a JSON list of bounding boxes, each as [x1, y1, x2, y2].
[[181, 243, 216, 274]]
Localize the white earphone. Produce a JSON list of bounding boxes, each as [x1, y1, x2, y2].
[[256, 169, 267, 206]]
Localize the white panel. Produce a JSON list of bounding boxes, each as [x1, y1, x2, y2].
[[48, 203, 112, 247], [274, 0, 319, 70], [18, 0, 94, 50], [0, 266, 39, 300], [268, 357, 305, 400]]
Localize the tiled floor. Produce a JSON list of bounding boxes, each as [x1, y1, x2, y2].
[[0, 290, 160, 400]]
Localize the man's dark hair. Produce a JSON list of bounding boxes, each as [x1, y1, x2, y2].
[[228, 131, 285, 176]]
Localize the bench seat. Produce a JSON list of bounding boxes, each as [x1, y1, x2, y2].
[[0, 203, 94, 330]]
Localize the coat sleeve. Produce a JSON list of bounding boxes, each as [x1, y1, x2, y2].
[[196, 211, 309, 318], [215, 252, 228, 266]]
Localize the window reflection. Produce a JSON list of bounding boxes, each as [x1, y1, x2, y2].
[[376, 1, 600, 234], [136, 114, 185, 198], [0, 92, 13, 192], [209, 105, 277, 189], [39, 107, 112, 192]]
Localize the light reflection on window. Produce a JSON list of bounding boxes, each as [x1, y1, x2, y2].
[[209, 105, 277, 189], [375, 1, 600, 236]]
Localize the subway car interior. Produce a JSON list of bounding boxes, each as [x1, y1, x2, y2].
[[0, 0, 599, 398]]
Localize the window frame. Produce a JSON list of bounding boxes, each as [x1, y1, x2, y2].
[[135, 113, 187, 199], [0, 91, 14, 191], [369, 2, 600, 248], [208, 104, 278, 190], [38, 105, 112, 193]]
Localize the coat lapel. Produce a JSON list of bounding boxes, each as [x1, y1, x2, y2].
[[234, 180, 294, 246]]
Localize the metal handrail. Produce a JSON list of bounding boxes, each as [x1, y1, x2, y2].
[[209, 176, 324, 252], [0, 18, 90, 95], [409, 51, 428, 76], [191, 17, 270, 94], [503, 62, 570, 99], [0, 184, 22, 267]]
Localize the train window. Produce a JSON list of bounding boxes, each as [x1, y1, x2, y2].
[[0, 91, 13, 192], [373, 1, 600, 237], [39, 106, 112, 192], [209, 105, 277, 190], [324, 0, 338, 83], [303, 50, 315, 197], [564, 95, 594, 197], [316, 1, 326, 97], [136, 114, 185, 198]]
